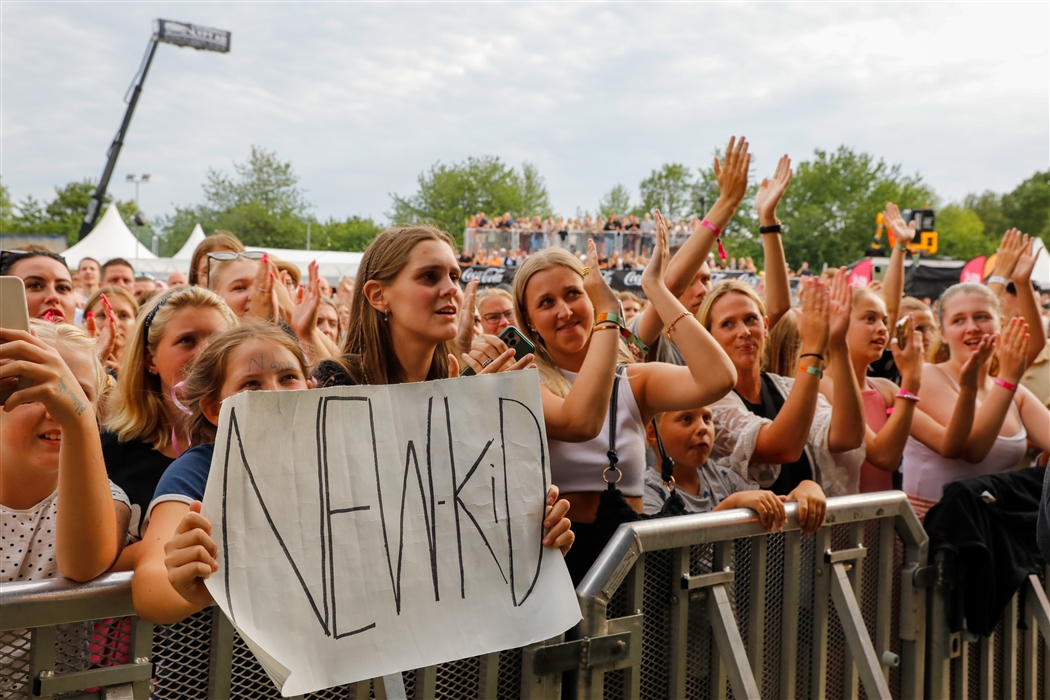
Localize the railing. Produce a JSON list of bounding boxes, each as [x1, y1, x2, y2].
[[464, 228, 691, 258], [8, 491, 1044, 700]]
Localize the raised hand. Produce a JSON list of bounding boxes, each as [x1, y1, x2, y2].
[[996, 316, 1030, 384], [248, 254, 279, 322], [582, 238, 619, 315], [959, 334, 996, 388], [889, 318, 925, 389], [456, 278, 480, 355], [992, 229, 1025, 279], [163, 501, 218, 609], [1012, 235, 1038, 284], [827, 267, 852, 346], [712, 136, 751, 208], [797, 278, 830, 358], [883, 202, 916, 247], [290, 260, 322, 341], [754, 154, 792, 224], [641, 210, 671, 299]]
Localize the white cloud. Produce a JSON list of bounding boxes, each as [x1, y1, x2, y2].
[[1, 2, 1046, 227]]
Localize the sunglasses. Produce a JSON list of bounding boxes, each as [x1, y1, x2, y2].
[[206, 251, 265, 280], [0, 249, 69, 275]]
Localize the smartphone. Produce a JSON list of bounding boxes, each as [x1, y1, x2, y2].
[[461, 326, 537, 377], [895, 316, 911, 351], [0, 277, 32, 405]]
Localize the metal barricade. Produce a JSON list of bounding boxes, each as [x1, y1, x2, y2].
[[523, 491, 929, 700], [3, 492, 928, 700]]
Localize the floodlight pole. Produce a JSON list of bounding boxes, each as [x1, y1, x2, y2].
[[79, 40, 158, 241]]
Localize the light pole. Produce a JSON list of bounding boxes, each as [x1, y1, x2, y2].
[[127, 174, 152, 255]]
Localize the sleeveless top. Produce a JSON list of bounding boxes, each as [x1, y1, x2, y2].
[[547, 367, 647, 497], [860, 381, 893, 493], [902, 369, 1027, 501]]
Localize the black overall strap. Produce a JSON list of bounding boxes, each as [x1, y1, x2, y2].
[[651, 419, 675, 487], [605, 370, 621, 491]]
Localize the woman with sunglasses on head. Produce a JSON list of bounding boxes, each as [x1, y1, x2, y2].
[[1, 249, 77, 324], [188, 232, 244, 288], [512, 216, 737, 584], [102, 287, 236, 567]]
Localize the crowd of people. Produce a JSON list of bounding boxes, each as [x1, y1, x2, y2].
[[3, 136, 1050, 691]]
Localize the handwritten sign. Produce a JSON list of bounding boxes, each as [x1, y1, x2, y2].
[[201, 370, 580, 696]]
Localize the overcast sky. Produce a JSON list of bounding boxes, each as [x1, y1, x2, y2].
[[2, 2, 1047, 226]]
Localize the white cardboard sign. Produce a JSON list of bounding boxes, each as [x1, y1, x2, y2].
[[201, 370, 580, 696]]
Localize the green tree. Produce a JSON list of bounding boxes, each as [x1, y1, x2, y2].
[[389, 156, 551, 241], [0, 179, 13, 233], [691, 152, 761, 263], [598, 184, 632, 218], [777, 147, 935, 268], [935, 205, 988, 260], [638, 164, 693, 221], [962, 191, 1008, 249], [0, 179, 137, 246], [1002, 170, 1049, 242], [316, 216, 384, 251]]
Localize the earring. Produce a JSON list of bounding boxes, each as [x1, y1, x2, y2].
[[382, 309, 390, 322]]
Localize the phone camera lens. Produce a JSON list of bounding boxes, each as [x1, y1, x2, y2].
[[508, 336, 517, 346]]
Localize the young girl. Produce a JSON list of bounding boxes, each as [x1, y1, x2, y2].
[[700, 270, 866, 498], [513, 215, 738, 584], [134, 323, 574, 623], [103, 286, 236, 557], [1, 321, 130, 582], [644, 406, 826, 533], [83, 286, 138, 376], [902, 284, 1050, 502]]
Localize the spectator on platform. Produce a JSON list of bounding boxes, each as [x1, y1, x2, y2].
[[513, 227, 736, 585], [902, 284, 1050, 505], [134, 274, 158, 304], [798, 261, 813, 277], [102, 286, 235, 558], [101, 258, 136, 294], [188, 232, 244, 288], [0, 249, 77, 323], [77, 257, 102, 300], [643, 406, 826, 532], [701, 272, 867, 498]]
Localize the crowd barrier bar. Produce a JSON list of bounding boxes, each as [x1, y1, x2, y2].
[[24, 491, 1045, 700]]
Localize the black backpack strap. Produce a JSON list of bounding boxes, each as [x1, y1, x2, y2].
[[650, 418, 676, 490], [604, 371, 622, 491]]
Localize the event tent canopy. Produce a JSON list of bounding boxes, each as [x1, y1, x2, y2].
[[63, 205, 157, 269], [173, 224, 206, 260]]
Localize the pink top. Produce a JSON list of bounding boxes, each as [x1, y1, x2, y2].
[[860, 382, 893, 493]]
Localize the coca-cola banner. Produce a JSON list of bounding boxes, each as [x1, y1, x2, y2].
[[459, 266, 759, 295]]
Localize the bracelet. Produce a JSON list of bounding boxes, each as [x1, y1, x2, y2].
[[896, 241, 911, 251], [895, 390, 921, 402], [798, 364, 823, 378], [594, 321, 619, 330], [758, 224, 782, 234], [665, 311, 692, 339], [700, 219, 728, 261], [994, 377, 1018, 392], [800, 353, 824, 361], [595, 311, 625, 328], [986, 275, 1010, 287], [592, 324, 620, 334]]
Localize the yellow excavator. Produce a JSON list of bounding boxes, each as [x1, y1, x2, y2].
[[875, 207, 938, 255]]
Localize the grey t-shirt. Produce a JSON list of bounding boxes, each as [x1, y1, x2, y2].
[[629, 315, 685, 367], [643, 463, 757, 515]]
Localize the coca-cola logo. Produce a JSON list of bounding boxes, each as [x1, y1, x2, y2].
[[460, 266, 512, 286], [622, 271, 643, 287]]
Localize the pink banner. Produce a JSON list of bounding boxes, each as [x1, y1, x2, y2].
[[849, 259, 873, 287], [960, 256, 986, 284]]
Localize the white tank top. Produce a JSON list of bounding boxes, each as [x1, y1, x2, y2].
[[547, 367, 647, 497], [902, 369, 1027, 500]]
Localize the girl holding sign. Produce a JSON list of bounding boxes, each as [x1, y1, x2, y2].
[[512, 213, 738, 584]]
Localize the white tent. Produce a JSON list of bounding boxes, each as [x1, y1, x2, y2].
[[63, 205, 157, 269], [173, 224, 206, 260]]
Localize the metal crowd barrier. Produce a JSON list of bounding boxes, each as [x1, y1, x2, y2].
[[8, 491, 1041, 700], [464, 228, 675, 258]]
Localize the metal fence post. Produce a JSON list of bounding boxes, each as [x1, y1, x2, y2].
[[668, 546, 690, 699], [779, 530, 802, 700], [208, 610, 235, 699], [810, 528, 831, 700], [746, 534, 768, 687], [619, 553, 645, 700]]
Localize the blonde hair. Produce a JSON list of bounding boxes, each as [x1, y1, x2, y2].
[[179, 324, 308, 447], [698, 279, 767, 331], [105, 286, 236, 449], [83, 286, 138, 319], [189, 232, 244, 286], [337, 226, 458, 385], [935, 283, 1002, 369], [207, 256, 259, 293], [476, 287, 513, 308], [29, 320, 107, 403], [764, 310, 800, 376], [512, 247, 632, 398]]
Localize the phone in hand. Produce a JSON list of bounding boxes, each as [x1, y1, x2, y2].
[[895, 315, 911, 351], [0, 276, 32, 405], [460, 326, 537, 377]]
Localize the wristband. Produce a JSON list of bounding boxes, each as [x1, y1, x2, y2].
[[994, 378, 1018, 392], [798, 364, 823, 378], [895, 390, 921, 402], [595, 311, 625, 328], [800, 353, 824, 361], [986, 275, 1010, 287], [700, 219, 727, 261], [592, 324, 620, 334], [896, 241, 911, 251], [759, 224, 782, 234]]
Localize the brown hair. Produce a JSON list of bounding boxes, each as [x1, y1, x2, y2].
[[900, 296, 941, 362], [179, 323, 308, 446], [512, 247, 633, 397], [764, 310, 800, 376], [105, 286, 236, 449], [101, 258, 134, 278], [188, 232, 245, 286], [83, 286, 138, 318], [336, 226, 458, 385]]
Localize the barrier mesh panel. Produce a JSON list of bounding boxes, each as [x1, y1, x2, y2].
[[795, 531, 817, 699], [497, 648, 522, 700], [435, 655, 479, 698], [0, 628, 33, 699], [685, 543, 715, 700], [603, 569, 629, 700], [639, 548, 672, 699], [153, 609, 213, 698], [761, 532, 787, 700]]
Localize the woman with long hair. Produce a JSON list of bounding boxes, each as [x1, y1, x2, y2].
[[513, 217, 737, 583], [188, 232, 244, 287]]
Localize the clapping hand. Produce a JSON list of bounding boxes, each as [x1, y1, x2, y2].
[[713, 136, 751, 208], [755, 154, 792, 224], [827, 268, 852, 347]]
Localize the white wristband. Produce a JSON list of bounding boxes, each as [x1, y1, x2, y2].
[[986, 275, 1010, 287]]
